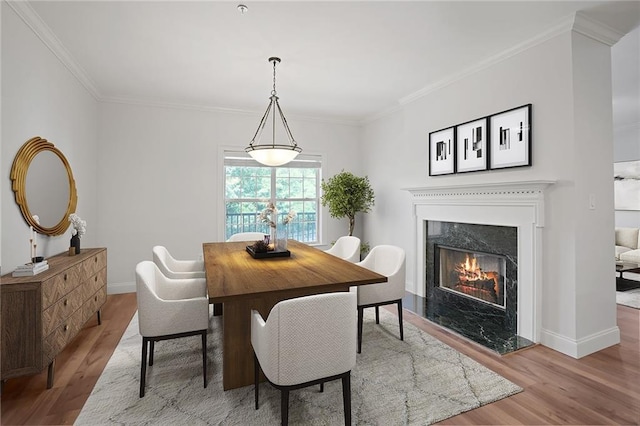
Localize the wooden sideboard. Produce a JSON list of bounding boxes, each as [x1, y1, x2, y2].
[[1, 248, 107, 388]]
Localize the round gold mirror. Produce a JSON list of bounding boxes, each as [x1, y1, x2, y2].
[[10, 136, 78, 236]]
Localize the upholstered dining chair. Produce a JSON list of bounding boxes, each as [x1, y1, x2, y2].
[[227, 232, 267, 242], [152, 245, 222, 316], [152, 245, 205, 279], [251, 292, 357, 426], [324, 235, 361, 263], [135, 261, 209, 397], [354, 245, 406, 353]]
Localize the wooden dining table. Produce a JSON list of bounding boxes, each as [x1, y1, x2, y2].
[[203, 239, 387, 390]]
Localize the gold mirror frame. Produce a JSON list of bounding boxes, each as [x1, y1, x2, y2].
[[10, 136, 78, 236]]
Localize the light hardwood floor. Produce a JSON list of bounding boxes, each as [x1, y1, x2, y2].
[[1, 293, 639, 425]]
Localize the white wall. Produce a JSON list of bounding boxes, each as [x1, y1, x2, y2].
[[361, 29, 618, 358], [98, 102, 361, 292], [1, 3, 99, 272]]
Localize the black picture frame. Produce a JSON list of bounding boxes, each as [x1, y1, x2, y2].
[[455, 117, 488, 173], [429, 126, 455, 176], [489, 104, 532, 170]]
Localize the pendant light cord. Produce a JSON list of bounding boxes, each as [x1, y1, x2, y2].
[[271, 59, 277, 96]]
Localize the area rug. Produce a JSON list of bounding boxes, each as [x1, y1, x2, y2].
[[617, 288, 640, 309], [75, 308, 522, 425]]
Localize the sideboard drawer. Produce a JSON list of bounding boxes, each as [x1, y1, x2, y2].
[[42, 284, 84, 336], [42, 306, 85, 364], [81, 268, 107, 303], [42, 264, 82, 309], [83, 286, 107, 321], [82, 250, 107, 279]]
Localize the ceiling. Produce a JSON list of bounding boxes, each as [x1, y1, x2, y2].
[[21, 1, 640, 123]]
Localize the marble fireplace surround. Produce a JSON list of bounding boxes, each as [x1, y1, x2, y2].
[[406, 180, 555, 343]]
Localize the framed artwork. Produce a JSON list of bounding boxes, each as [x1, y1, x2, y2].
[[429, 127, 455, 176], [614, 160, 640, 210], [489, 104, 532, 170], [456, 117, 488, 173]]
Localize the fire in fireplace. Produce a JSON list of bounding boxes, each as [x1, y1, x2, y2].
[[436, 245, 506, 308]]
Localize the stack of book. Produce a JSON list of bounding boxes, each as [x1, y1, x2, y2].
[[12, 260, 49, 277]]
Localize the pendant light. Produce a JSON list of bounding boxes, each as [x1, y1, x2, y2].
[[245, 57, 302, 167]]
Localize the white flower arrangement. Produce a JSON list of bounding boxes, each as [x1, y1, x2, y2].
[[259, 203, 297, 227], [258, 203, 277, 228], [69, 213, 87, 237]]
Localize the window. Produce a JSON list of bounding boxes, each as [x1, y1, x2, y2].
[[224, 151, 322, 243]]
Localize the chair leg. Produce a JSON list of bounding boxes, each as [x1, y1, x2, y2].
[[149, 340, 154, 366], [202, 331, 207, 388], [320, 382, 324, 392], [140, 337, 148, 398], [254, 353, 260, 410], [357, 307, 364, 354], [342, 372, 352, 426], [281, 389, 290, 426], [375, 306, 380, 324], [397, 299, 404, 341]]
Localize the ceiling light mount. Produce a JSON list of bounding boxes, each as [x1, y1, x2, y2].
[[245, 57, 302, 167], [237, 4, 248, 14]]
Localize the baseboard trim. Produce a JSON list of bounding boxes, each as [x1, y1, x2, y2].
[[540, 326, 621, 358], [108, 281, 135, 295]]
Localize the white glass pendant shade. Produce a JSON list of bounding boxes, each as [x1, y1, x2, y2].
[[247, 145, 301, 167]]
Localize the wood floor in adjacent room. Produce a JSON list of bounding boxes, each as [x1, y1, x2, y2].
[[2, 293, 639, 425]]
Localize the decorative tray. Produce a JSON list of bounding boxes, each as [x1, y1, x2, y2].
[[246, 246, 291, 259]]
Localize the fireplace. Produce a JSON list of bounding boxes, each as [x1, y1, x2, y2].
[[436, 245, 506, 308], [406, 181, 553, 351], [422, 221, 522, 353]]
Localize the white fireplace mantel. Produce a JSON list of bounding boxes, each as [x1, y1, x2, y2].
[[404, 180, 556, 228], [404, 180, 555, 343]]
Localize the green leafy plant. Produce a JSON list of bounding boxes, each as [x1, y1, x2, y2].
[[321, 171, 375, 237]]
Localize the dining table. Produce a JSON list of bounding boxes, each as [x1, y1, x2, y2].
[[203, 239, 387, 390]]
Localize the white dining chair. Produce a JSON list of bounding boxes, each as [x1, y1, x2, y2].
[[354, 245, 406, 353], [152, 245, 221, 316], [324, 236, 361, 263], [227, 232, 267, 242], [251, 292, 357, 426], [135, 261, 209, 397], [152, 245, 205, 279]]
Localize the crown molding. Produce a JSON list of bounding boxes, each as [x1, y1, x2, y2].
[[10, 1, 625, 129], [360, 103, 404, 125], [397, 15, 576, 108], [100, 96, 361, 127], [376, 12, 625, 123], [572, 11, 625, 47], [6, 1, 101, 100]]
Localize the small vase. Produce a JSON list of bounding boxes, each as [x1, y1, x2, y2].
[[269, 226, 277, 250], [276, 227, 288, 251], [70, 234, 81, 254]]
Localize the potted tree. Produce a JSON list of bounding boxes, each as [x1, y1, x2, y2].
[[321, 171, 375, 255]]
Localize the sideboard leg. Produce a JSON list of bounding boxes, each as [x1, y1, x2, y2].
[[47, 359, 55, 389], [97, 309, 102, 325]]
